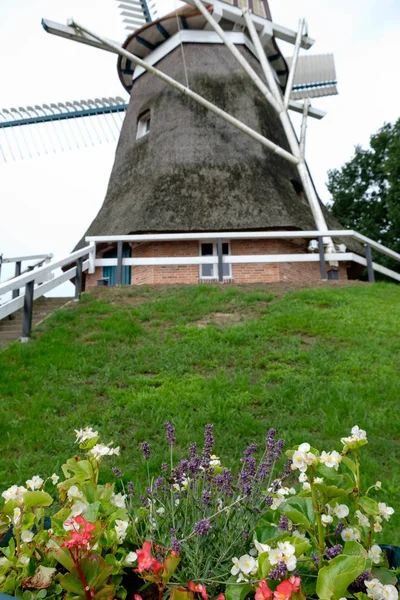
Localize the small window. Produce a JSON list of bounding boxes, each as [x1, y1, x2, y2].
[[200, 241, 231, 279], [136, 110, 151, 140]]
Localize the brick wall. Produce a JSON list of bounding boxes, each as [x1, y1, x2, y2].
[[85, 239, 349, 288]]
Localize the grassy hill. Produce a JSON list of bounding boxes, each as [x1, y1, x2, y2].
[[0, 283, 399, 542]]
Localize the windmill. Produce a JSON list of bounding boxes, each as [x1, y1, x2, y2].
[[2, 0, 355, 286]]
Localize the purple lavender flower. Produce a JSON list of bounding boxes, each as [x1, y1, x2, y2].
[[202, 489, 211, 505], [189, 454, 201, 476], [242, 530, 249, 540], [154, 477, 164, 490], [279, 514, 289, 530], [189, 443, 197, 458], [165, 422, 176, 446], [128, 481, 134, 497], [268, 561, 287, 579], [265, 495, 273, 506], [201, 424, 214, 467], [353, 570, 372, 589], [325, 544, 343, 560], [275, 439, 285, 459], [162, 462, 168, 475], [266, 428, 276, 450], [193, 518, 212, 536], [171, 536, 181, 553], [243, 443, 258, 459], [311, 553, 320, 564], [335, 522, 345, 537], [112, 466, 122, 479], [140, 495, 149, 508], [142, 442, 151, 461]]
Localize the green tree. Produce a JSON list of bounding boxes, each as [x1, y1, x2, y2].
[[327, 118, 400, 273]]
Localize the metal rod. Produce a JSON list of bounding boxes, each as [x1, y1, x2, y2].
[[365, 244, 375, 283], [116, 241, 123, 286], [283, 18, 306, 108], [318, 236, 327, 280], [300, 99, 310, 159], [70, 19, 298, 165], [12, 261, 22, 299], [242, 10, 330, 236], [21, 279, 34, 342], [217, 238, 224, 282], [75, 257, 83, 300]]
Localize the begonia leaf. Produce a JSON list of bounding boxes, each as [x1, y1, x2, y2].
[[225, 580, 254, 600], [341, 456, 357, 475], [316, 542, 366, 600], [357, 497, 379, 516], [83, 501, 101, 523], [170, 587, 195, 600], [258, 551, 272, 578], [23, 491, 53, 510], [289, 535, 311, 557], [313, 483, 349, 499], [371, 567, 397, 585], [162, 554, 180, 584]]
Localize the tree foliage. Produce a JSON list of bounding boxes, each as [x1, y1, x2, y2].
[[327, 118, 400, 273]]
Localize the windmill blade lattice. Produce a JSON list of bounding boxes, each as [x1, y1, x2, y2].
[[115, 0, 158, 32], [0, 97, 128, 162]]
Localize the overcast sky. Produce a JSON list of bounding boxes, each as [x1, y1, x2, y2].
[[0, 0, 399, 290]]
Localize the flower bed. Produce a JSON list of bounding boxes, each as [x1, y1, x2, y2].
[[0, 425, 398, 600]]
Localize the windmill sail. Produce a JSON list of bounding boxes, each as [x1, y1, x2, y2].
[[286, 53, 338, 100], [0, 97, 128, 162], [115, 0, 158, 32]]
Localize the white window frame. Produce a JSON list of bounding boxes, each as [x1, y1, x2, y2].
[[136, 110, 151, 140], [199, 240, 232, 280]]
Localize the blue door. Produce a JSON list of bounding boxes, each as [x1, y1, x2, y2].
[[102, 245, 131, 286]]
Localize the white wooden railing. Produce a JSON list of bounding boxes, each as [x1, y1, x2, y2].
[[1, 230, 399, 342]]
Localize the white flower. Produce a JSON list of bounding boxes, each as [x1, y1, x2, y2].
[[375, 481, 382, 490], [238, 554, 256, 574], [333, 504, 349, 519], [125, 551, 138, 565], [90, 444, 120, 461], [13, 507, 22, 527], [378, 503, 394, 521], [298, 472, 308, 483], [231, 557, 240, 575], [210, 455, 221, 467], [67, 485, 84, 500], [1, 485, 27, 504], [270, 495, 285, 510], [314, 477, 324, 484], [278, 541, 295, 556], [282, 554, 297, 571], [70, 501, 89, 517], [269, 548, 283, 565], [356, 510, 370, 528], [302, 482, 311, 491], [382, 585, 398, 600], [51, 474, 60, 485], [19, 555, 30, 566], [115, 519, 129, 543], [111, 493, 126, 509], [341, 426, 368, 446], [253, 538, 271, 555], [156, 506, 165, 516], [46, 539, 59, 549], [365, 579, 384, 600], [341, 527, 360, 542], [236, 572, 248, 583], [75, 427, 98, 443], [374, 519, 383, 533], [292, 530, 307, 540], [26, 476, 44, 491], [368, 545, 383, 564], [292, 443, 317, 473], [21, 530, 34, 543], [319, 451, 342, 470], [321, 514, 333, 526]]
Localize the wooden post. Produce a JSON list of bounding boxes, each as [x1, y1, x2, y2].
[[21, 279, 34, 342], [217, 238, 224, 283], [116, 241, 123, 286], [75, 257, 83, 301], [318, 236, 327, 280], [12, 261, 22, 299], [365, 244, 375, 283]]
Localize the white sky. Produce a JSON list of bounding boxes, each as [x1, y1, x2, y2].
[[0, 0, 399, 291]]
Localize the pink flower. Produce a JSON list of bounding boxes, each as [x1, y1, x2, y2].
[[274, 581, 293, 600], [136, 541, 163, 574], [188, 581, 209, 600], [288, 576, 301, 593], [62, 516, 95, 550], [255, 580, 273, 600], [134, 595, 142, 600], [216, 595, 225, 600]]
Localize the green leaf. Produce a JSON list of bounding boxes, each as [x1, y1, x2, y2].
[[225, 579, 254, 600], [354, 593, 370, 600], [314, 483, 349, 499], [357, 497, 379, 516], [162, 554, 180, 585], [83, 501, 101, 523], [316, 542, 367, 600], [254, 522, 285, 544], [37, 589, 48, 598], [60, 572, 85, 596], [170, 587, 194, 600], [289, 535, 311, 557], [51, 547, 74, 571], [341, 456, 357, 475], [23, 491, 53, 509], [258, 551, 272, 578], [371, 567, 397, 585], [280, 497, 315, 531]]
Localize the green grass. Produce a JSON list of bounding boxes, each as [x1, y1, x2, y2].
[[0, 283, 399, 542]]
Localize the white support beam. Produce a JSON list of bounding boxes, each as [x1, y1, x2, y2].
[[68, 19, 298, 165], [283, 18, 306, 108], [183, 0, 315, 49], [352, 254, 400, 283], [300, 99, 310, 158], [288, 100, 325, 120], [3, 254, 53, 263], [41, 19, 120, 54]]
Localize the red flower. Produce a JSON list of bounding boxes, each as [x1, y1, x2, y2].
[[134, 595, 142, 600], [62, 516, 95, 550], [288, 576, 301, 593], [136, 541, 163, 574], [274, 581, 294, 600], [216, 595, 225, 600], [255, 580, 273, 600], [188, 581, 209, 600]]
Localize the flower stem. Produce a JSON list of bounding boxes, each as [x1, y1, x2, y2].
[[310, 478, 325, 563]]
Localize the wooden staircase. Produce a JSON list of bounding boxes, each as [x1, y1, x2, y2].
[[0, 297, 71, 349]]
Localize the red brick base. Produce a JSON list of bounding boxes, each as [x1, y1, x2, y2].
[[85, 239, 349, 288]]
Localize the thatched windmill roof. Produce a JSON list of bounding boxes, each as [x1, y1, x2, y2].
[[76, 5, 346, 249]]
